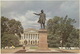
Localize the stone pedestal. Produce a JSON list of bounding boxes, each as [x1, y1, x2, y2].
[[38, 29, 48, 50]]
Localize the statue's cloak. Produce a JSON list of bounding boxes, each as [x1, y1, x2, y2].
[[38, 13, 46, 24]]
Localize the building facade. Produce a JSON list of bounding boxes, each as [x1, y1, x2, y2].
[[20, 28, 39, 46]]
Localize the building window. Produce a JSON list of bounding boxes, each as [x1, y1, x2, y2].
[[31, 41, 32, 44], [33, 41, 34, 44], [35, 40, 37, 45], [24, 40, 27, 45]]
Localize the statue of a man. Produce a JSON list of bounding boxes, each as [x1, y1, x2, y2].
[[34, 10, 46, 29]]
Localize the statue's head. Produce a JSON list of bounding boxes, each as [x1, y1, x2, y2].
[[41, 10, 44, 13]]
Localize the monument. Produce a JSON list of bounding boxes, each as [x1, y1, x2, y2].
[[34, 10, 48, 50]]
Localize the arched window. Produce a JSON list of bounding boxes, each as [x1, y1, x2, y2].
[[24, 40, 27, 45], [33, 41, 34, 44], [35, 40, 37, 45]]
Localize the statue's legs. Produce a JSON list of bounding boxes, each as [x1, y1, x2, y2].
[[41, 23, 45, 29], [43, 23, 45, 29], [41, 23, 42, 29]]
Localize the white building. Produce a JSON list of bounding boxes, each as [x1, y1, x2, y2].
[[19, 28, 39, 46]]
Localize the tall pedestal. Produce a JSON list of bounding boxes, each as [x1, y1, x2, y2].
[[38, 29, 48, 50]]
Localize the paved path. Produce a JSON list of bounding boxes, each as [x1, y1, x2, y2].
[[1, 47, 79, 54], [14, 49, 74, 53], [1, 47, 22, 53]]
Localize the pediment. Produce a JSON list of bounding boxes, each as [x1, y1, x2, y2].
[[28, 30, 36, 32], [24, 28, 38, 33]]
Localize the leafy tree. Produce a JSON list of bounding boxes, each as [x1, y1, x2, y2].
[[1, 33, 19, 47], [1, 16, 9, 35], [1, 16, 24, 47], [79, 29, 80, 48], [47, 15, 79, 47], [1, 16, 23, 38], [66, 29, 79, 47]]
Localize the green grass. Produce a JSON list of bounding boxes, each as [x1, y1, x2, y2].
[[30, 46, 38, 49]]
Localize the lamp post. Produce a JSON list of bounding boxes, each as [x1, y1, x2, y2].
[[60, 40, 62, 49], [59, 30, 63, 49]]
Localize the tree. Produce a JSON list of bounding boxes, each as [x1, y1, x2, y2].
[[1, 16, 24, 47], [1, 16, 9, 35], [47, 15, 79, 47], [1, 16, 23, 38], [47, 16, 62, 47], [1, 33, 19, 47], [66, 29, 79, 47]]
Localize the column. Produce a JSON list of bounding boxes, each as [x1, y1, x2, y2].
[[30, 34, 31, 45], [32, 34, 33, 40], [33, 34, 35, 39], [25, 35, 26, 39], [35, 34, 36, 40], [26, 34, 27, 39], [27, 34, 29, 40], [29, 34, 30, 39], [30, 34, 31, 40], [36, 34, 37, 40], [31, 34, 32, 39], [24, 35, 25, 39], [37, 34, 39, 40], [23, 35, 24, 40], [27, 34, 29, 44], [36, 34, 38, 40]]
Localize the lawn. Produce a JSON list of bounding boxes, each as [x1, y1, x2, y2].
[[30, 46, 38, 49]]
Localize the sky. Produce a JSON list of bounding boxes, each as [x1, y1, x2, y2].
[[1, 0, 79, 29]]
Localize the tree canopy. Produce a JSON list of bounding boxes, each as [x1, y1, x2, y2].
[[1, 16, 23, 38], [1, 16, 24, 47], [47, 15, 79, 47]]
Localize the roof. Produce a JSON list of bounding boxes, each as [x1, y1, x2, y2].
[[24, 28, 38, 33]]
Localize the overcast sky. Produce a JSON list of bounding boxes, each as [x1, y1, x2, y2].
[[1, 0, 79, 29]]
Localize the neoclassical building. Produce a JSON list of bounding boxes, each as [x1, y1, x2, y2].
[[20, 28, 39, 46]]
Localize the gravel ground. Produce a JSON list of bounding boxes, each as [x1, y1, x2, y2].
[[1, 47, 80, 53]]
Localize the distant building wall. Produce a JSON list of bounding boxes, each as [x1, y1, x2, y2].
[[19, 28, 39, 46]]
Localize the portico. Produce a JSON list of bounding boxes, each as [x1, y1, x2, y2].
[[20, 28, 39, 46]]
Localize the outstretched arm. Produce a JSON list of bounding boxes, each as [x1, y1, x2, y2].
[[33, 13, 40, 15]]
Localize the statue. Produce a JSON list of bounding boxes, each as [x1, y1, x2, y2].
[[34, 10, 46, 29]]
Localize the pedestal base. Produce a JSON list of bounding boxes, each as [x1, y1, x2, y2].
[[38, 29, 49, 50]]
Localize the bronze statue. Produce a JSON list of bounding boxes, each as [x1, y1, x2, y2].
[[34, 10, 46, 29]]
